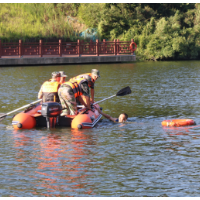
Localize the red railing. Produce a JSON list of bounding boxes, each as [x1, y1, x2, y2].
[[0, 39, 136, 58], [1, 42, 19, 56], [22, 42, 39, 56]]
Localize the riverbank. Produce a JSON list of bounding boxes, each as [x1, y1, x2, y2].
[[0, 54, 136, 66]]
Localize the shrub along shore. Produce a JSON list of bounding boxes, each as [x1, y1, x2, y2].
[[0, 3, 200, 61]]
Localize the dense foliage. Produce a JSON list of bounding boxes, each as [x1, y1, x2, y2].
[[78, 3, 200, 60], [1, 3, 200, 60]]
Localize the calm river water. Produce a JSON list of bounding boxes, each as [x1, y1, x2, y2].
[[1, 61, 200, 197]]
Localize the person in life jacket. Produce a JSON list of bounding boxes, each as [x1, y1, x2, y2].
[[38, 71, 61, 103], [69, 69, 100, 103], [58, 77, 91, 116], [59, 71, 67, 84]]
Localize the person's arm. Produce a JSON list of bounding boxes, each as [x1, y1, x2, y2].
[[38, 85, 43, 99], [96, 107, 117, 122], [80, 82, 91, 109], [88, 80, 94, 103], [78, 95, 91, 110], [91, 88, 94, 103]]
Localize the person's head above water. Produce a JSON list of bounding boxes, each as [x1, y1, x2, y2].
[[95, 107, 128, 123], [118, 113, 128, 123]]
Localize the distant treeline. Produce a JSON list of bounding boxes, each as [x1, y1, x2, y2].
[[0, 3, 200, 60]]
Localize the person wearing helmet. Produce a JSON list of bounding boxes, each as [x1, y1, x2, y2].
[[59, 71, 67, 84], [58, 76, 91, 116], [38, 71, 61, 103], [69, 69, 100, 103]]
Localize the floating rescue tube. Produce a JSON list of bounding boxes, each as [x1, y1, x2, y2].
[[130, 42, 137, 52], [12, 113, 36, 130], [161, 119, 196, 127]]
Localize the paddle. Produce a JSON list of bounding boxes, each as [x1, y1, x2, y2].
[[92, 86, 131, 105], [77, 86, 132, 111], [0, 99, 42, 121]]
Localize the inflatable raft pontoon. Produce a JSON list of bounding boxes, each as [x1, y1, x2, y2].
[[12, 102, 102, 130]]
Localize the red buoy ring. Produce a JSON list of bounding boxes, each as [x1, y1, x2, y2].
[[130, 42, 137, 52], [161, 119, 196, 127]]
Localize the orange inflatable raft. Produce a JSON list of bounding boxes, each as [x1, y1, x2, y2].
[[12, 102, 102, 130], [161, 119, 196, 127]]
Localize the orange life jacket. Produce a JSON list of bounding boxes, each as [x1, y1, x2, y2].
[[48, 78, 60, 82], [42, 81, 60, 102], [70, 73, 94, 88], [62, 77, 88, 98]]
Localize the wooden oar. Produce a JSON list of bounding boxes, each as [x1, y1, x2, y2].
[[0, 99, 42, 121], [93, 86, 131, 105]]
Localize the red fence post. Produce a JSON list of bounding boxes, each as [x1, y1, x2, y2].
[[19, 40, 22, 58], [96, 39, 99, 56], [77, 39, 80, 57], [59, 39, 62, 57], [114, 39, 117, 55], [117, 39, 119, 55], [103, 39, 106, 54], [0, 40, 1, 58], [90, 40, 92, 53], [39, 40, 42, 57], [81, 40, 83, 56]]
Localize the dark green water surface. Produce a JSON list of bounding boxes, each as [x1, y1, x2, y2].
[[1, 61, 200, 197]]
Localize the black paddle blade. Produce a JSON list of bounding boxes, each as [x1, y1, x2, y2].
[[0, 113, 7, 121], [116, 86, 132, 96]]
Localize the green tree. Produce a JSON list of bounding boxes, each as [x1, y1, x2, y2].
[[78, 3, 104, 27]]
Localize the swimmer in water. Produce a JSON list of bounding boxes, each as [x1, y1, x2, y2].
[[96, 107, 128, 123]]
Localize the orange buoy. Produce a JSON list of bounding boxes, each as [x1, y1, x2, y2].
[[130, 42, 137, 52], [161, 119, 196, 127], [12, 113, 36, 130]]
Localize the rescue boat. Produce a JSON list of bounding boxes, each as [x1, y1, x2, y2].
[[161, 119, 196, 127], [12, 102, 102, 130], [9, 86, 132, 130]]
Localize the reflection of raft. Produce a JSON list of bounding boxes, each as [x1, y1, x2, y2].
[[161, 119, 196, 127], [12, 102, 102, 130]]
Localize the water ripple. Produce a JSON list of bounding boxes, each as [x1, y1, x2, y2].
[[1, 62, 200, 196]]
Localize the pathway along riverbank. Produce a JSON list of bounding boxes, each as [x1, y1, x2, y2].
[[0, 54, 136, 66]]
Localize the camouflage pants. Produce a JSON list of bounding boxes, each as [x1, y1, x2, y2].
[[58, 85, 77, 115]]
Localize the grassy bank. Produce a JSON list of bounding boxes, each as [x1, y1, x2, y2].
[[0, 3, 80, 42]]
